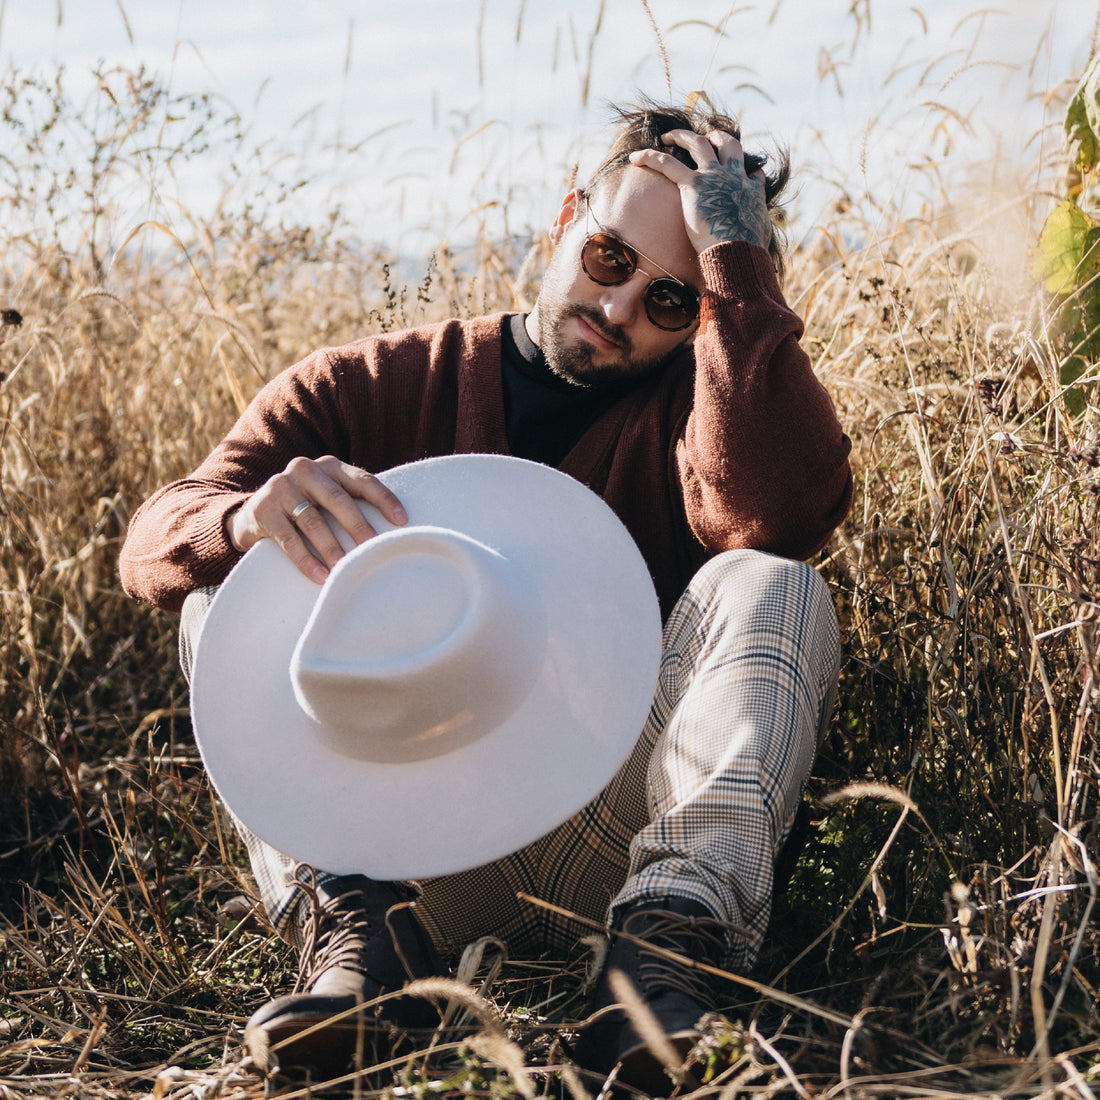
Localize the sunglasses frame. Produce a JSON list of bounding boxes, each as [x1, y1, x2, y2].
[[580, 205, 701, 332]]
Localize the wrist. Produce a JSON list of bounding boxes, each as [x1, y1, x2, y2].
[[225, 505, 248, 553]]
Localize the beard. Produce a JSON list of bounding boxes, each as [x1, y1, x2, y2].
[[536, 300, 684, 387]]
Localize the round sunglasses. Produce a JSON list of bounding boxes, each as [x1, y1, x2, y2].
[[581, 206, 701, 331]]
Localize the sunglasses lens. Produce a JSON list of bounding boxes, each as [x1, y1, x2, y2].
[[581, 229, 700, 331], [582, 233, 636, 285], [644, 280, 698, 331]]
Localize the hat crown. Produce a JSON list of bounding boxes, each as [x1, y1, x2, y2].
[[290, 526, 546, 764]]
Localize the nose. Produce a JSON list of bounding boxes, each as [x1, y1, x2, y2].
[[598, 272, 649, 328]]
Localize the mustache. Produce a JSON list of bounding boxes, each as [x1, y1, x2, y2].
[[566, 305, 630, 354]]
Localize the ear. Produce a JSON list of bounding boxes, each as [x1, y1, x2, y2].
[[549, 188, 583, 245]]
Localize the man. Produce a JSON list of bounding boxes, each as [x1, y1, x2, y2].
[[120, 100, 853, 1091]]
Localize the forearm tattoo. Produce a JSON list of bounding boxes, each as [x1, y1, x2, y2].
[[696, 166, 773, 249]]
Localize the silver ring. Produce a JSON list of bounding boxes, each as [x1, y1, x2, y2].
[[290, 501, 314, 523]]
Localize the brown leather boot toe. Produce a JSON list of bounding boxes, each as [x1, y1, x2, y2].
[[244, 872, 446, 1078], [572, 897, 731, 1096]]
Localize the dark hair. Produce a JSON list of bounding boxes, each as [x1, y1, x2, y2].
[[585, 98, 791, 278]]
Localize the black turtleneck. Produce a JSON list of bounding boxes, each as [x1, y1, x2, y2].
[[501, 313, 631, 467]]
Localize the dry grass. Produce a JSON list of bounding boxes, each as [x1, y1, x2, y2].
[[2, 31, 1099, 1100]]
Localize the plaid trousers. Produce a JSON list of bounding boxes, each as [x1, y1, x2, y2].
[[180, 548, 839, 972]]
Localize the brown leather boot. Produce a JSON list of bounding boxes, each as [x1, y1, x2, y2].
[[244, 873, 446, 1077], [572, 898, 729, 1096]]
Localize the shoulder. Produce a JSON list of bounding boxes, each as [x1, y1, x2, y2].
[[260, 314, 516, 403], [335, 313, 512, 362]]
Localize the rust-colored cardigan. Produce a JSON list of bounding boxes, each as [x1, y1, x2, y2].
[[120, 242, 853, 619]]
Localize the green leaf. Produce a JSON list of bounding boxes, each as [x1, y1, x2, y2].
[[1060, 356, 1087, 417], [1029, 201, 1099, 294], [1066, 53, 1100, 172], [1085, 224, 1100, 281]]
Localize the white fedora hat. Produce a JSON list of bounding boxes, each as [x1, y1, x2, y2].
[[190, 454, 661, 881]]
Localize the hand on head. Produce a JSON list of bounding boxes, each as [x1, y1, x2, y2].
[[227, 455, 407, 583], [627, 128, 772, 254]]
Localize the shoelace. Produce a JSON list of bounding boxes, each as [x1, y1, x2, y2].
[[622, 910, 730, 1004], [292, 869, 377, 994]]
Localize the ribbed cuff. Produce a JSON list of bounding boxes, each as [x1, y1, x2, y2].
[[698, 240, 783, 308]]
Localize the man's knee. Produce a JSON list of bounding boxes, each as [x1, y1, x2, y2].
[[690, 549, 834, 625], [674, 550, 840, 699]]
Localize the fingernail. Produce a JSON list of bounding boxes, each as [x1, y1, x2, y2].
[[312, 564, 329, 584], [394, 505, 408, 524]]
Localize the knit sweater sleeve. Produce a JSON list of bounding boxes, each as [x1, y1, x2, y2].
[[119, 347, 357, 612], [677, 241, 853, 559]]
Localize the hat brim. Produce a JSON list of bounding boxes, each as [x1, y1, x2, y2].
[[191, 454, 661, 880]]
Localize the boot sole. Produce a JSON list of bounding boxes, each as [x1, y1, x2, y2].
[[614, 1030, 703, 1096], [246, 995, 438, 1078]]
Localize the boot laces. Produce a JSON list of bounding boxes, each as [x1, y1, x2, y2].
[[622, 910, 729, 1004], [294, 873, 377, 994]]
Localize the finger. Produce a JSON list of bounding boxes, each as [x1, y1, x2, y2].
[[294, 459, 405, 556], [719, 135, 769, 186], [706, 128, 746, 165], [320, 457, 408, 528], [660, 127, 725, 167], [704, 130, 769, 187], [251, 497, 333, 584], [628, 127, 722, 180], [236, 457, 409, 584], [627, 146, 697, 186], [285, 497, 352, 573], [240, 466, 359, 581], [277, 461, 378, 567]]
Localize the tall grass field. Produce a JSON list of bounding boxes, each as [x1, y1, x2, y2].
[[2, 4, 1099, 1097]]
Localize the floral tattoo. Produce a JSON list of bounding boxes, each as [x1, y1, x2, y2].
[[696, 165, 772, 249]]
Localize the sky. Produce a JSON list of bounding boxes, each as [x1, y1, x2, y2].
[[2, 0, 1098, 253]]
